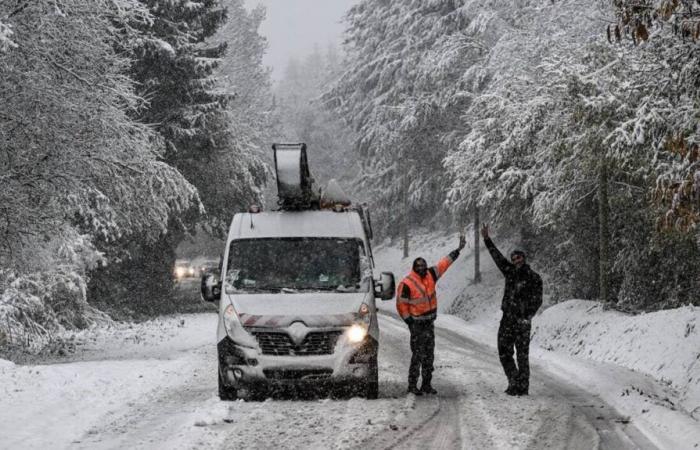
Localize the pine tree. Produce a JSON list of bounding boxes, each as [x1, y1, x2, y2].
[[88, 0, 271, 316], [328, 0, 477, 237], [0, 0, 197, 270]]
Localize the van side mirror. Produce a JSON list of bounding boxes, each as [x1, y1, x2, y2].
[[374, 272, 395, 300], [201, 274, 221, 302]]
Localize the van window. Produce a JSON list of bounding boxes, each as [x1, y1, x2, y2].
[[225, 238, 369, 294]]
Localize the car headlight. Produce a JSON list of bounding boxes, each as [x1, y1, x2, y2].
[[347, 324, 367, 344], [175, 267, 186, 278]]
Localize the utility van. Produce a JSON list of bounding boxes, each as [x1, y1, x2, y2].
[[201, 144, 395, 400]]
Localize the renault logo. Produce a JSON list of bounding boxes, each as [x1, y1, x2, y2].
[[286, 321, 308, 346]]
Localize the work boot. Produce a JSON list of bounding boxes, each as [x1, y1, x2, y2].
[[515, 385, 529, 396], [420, 385, 438, 395], [504, 378, 518, 395], [407, 385, 423, 396]]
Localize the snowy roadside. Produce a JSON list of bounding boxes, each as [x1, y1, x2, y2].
[[374, 232, 700, 449], [0, 314, 218, 449]]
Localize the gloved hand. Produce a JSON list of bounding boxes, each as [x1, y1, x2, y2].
[[481, 224, 490, 239]]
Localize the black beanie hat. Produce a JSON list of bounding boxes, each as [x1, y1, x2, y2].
[[412, 257, 427, 271]]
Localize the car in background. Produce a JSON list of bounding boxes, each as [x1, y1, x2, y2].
[[196, 258, 220, 277], [173, 259, 197, 281]]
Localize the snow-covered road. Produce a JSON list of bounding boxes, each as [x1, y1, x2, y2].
[[1, 311, 659, 450]]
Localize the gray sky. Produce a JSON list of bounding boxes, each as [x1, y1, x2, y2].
[[244, 0, 357, 81]]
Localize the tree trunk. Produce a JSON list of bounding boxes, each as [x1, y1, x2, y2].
[[473, 207, 482, 284], [402, 174, 409, 258], [598, 159, 611, 303]]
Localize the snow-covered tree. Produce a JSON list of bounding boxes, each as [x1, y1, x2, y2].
[[88, 0, 272, 316], [608, 1, 700, 234], [329, 0, 478, 237], [0, 0, 199, 344], [0, 0, 197, 271], [445, 0, 700, 307]]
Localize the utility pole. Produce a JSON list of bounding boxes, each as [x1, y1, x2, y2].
[[402, 172, 409, 258], [598, 158, 610, 304], [473, 207, 482, 284]]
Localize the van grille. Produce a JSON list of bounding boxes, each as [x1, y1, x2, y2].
[[250, 330, 342, 356], [263, 368, 333, 380]]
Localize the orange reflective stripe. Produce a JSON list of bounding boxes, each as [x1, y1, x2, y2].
[[397, 296, 411, 304], [406, 296, 429, 305], [406, 275, 428, 298]]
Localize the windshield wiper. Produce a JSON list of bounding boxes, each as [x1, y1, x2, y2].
[[231, 286, 280, 293]]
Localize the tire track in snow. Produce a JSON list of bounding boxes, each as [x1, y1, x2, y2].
[[71, 345, 219, 450], [351, 317, 464, 450], [433, 321, 659, 450]]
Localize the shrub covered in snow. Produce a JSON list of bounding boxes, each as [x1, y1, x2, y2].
[[0, 269, 110, 355]]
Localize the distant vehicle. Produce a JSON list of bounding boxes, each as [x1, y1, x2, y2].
[[201, 143, 395, 400], [198, 259, 220, 277], [173, 259, 197, 281]]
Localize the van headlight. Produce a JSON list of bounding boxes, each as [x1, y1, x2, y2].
[[223, 304, 238, 334], [347, 324, 367, 343], [358, 302, 371, 325]]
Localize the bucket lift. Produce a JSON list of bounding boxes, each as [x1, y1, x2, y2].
[[271, 142, 373, 246], [272, 143, 320, 210]]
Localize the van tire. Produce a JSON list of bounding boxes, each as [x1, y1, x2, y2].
[[218, 370, 238, 401], [365, 356, 379, 399]]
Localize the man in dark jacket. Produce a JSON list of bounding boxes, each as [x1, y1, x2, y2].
[[481, 224, 542, 396]]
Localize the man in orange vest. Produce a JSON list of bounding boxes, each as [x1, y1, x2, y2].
[[396, 235, 466, 395]]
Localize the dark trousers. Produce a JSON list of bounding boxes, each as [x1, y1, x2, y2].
[[408, 320, 435, 388], [497, 315, 531, 390]]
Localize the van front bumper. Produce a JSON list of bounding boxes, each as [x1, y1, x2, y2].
[[217, 335, 375, 390]]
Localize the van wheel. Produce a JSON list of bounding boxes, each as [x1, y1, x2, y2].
[[218, 370, 238, 401], [365, 357, 379, 399]]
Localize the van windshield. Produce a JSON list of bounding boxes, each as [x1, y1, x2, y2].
[[225, 238, 370, 294]]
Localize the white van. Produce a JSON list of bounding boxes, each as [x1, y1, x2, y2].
[[201, 144, 395, 400]]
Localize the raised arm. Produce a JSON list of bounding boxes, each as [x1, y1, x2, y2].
[[430, 234, 466, 281], [481, 224, 513, 275]]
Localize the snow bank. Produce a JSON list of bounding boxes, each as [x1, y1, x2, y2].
[[0, 269, 110, 356], [0, 313, 217, 449], [0, 358, 14, 369], [62, 313, 216, 361], [533, 299, 700, 416]]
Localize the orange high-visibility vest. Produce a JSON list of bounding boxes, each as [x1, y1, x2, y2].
[[396, 255, 455, 321]]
